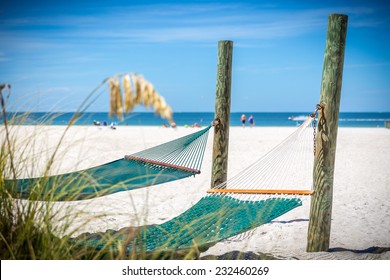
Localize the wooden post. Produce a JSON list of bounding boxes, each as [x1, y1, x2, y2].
[[211, 40, 233, 188], [307, 14, 348, 252]]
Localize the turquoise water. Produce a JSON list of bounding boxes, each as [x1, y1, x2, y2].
[[3, 112, 390, 127]]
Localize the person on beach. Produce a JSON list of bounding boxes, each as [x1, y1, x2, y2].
[[241, 114, 246, 127], [248, 115, 254, 127]]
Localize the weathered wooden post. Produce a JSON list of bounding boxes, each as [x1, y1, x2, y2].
[[211, 40, 233, 188], [307, 14, 348, 252]]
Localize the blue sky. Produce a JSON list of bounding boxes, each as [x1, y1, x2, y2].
[[1, 0, 389, 112]]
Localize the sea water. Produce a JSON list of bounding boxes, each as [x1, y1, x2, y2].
[[2, 112, 390, 127]]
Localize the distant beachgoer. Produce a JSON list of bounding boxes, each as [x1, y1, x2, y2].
[[248, 115, 254, 127], [241, 114, 246, 127], [110, 122, 116, 129], [170, 122, 177, 128], [93, 120, 100, 126], [191, 122, 201, 128]]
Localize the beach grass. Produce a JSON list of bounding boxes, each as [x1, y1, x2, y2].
[[0, 119, 222, 260], [0, 112, 73, 259], [0, 82, 205, 260], [0, 112, 144, 259]]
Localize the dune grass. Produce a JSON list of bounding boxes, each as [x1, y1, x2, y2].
[[0, 113, 203, 259], [0, 112, 76, 259], [0, 79, 202, 260]]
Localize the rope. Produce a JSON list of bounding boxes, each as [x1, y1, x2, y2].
[[74, 110, 320, 253], [5, 125, 212, 200], [129, 125, 211, 172], [210, 115, 315, 201]]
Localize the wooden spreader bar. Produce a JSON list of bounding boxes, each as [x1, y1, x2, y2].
[[125, 155, 201, 174], [207, 189, 314, 196]]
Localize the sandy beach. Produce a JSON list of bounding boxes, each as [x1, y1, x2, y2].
[[3, 124, 390, 260]]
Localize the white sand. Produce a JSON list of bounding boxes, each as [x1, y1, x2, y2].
[[3, 125, 390, 260]]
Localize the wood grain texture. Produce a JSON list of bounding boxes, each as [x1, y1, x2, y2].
[[307, 14, 348, 252], [211, 41, 233, 188]]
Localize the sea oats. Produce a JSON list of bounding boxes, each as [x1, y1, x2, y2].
[[114, 77, 123, 119], [132, 74, 142, 105], [108, 73, 174, 123], [123, 75, 134, 113], [108, 78, 116, 118]]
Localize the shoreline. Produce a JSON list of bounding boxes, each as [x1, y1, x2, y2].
[[3, 124, 389, 128], [3, 111, 390, 128]]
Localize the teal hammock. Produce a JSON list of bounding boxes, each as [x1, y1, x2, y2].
[[4, 125, 211, 200], [73, 113, 317, 255], [75, 195, 302, 253]]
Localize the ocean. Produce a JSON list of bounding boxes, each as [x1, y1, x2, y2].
[[2, 112, 390, 127]]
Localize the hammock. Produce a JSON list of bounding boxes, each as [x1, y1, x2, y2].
[[74, 114, 317, 255], [4, 125, 211, 200]]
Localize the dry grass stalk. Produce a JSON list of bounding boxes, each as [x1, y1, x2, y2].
[[109, 73, 174, 123], [115, 78, 123, 119], [108, 79, 116, 117], [108, 78, 122, 118], [132, 74, 142, 105], [123, 75, 134, 112]]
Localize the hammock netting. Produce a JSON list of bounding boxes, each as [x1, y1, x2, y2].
[[76, 196, 302, 253], [4, 125, 211, 200], [73, 115, 317, 254]]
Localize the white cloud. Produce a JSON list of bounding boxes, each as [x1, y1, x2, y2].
[[1, 3, 382, 46]]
